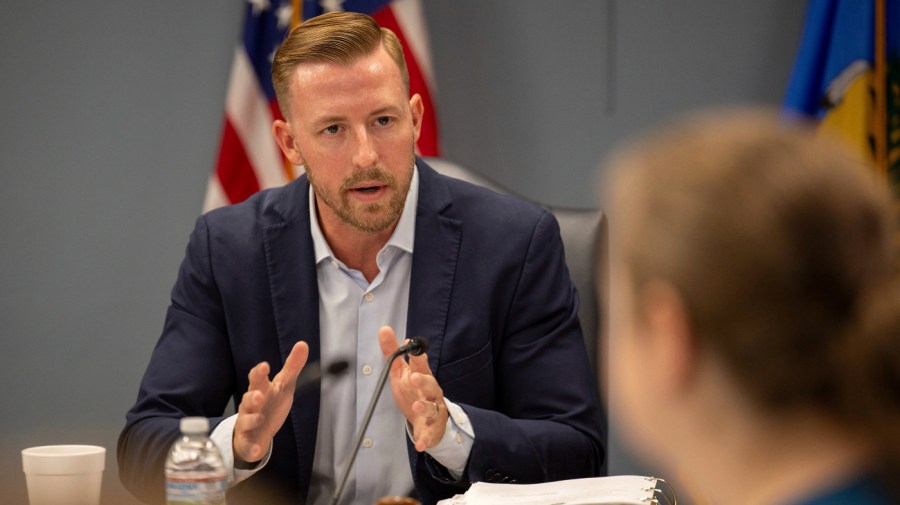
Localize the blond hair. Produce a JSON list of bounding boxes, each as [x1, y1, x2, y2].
[[609, 108, 900, 478], [271, 11, 409, 119]]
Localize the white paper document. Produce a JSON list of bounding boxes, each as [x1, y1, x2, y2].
[[437, 475, 661, 505]]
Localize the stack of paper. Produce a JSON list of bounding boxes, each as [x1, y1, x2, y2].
[[437, 475, 661, 505]]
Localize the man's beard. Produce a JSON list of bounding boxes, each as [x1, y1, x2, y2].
[[305, 156, 414, 233]]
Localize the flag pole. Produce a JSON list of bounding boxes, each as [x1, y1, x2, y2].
[[874, 0, 887, 179], [278, 0, 305, 183], [293, 0, 303, 26]]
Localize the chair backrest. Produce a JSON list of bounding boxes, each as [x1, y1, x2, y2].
[[423, 158, 607, 377]]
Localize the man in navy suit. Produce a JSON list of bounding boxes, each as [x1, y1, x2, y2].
[[118, 11, 603, 505]]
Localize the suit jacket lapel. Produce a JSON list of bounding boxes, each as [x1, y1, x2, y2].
[[408, 161, 462, 374], [261, 177, 320, 500]]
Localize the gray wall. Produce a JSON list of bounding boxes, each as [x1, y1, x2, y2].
[[0, 1, 805, 502]]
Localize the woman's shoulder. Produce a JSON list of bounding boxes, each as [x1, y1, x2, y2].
[[791, 473, 897, 505]]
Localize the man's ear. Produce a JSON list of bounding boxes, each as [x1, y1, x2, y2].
[[640, 281, 697, 395], [272, 119, 304, 166], [409, 93, 424, 143]]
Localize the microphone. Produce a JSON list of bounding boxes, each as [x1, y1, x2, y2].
[[331, 336, 431, 505], [295, 359, 350, 395], [397, 335, 429, 357]]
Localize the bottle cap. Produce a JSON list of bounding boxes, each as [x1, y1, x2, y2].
[[180, 417, 210, 434]]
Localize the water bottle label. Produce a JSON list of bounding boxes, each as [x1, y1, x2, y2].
[[166, 478, 227, 505]]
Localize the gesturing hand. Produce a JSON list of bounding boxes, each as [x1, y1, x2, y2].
[[233, 341, 309, 464], [377, 326, 447, 452]]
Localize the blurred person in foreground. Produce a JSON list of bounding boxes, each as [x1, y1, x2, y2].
[[118, 11, 603, 505], [606, 109, 900, 505]]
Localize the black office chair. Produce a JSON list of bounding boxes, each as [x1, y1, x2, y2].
[[423, 157, 608, 403]]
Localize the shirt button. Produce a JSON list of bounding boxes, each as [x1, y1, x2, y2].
[[455, 433, 463, 444], [364, 293, 374, 302], [330, 260, 339, 269], [361, 364, 373, 375], [362, 438, 373, 448]]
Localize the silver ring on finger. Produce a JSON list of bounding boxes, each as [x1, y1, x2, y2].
[[426, 401, 439, 420]]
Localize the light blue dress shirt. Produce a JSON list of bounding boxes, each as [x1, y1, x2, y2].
[[211, 167, 473, 505]]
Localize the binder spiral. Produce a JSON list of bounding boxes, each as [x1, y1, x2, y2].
[[641, 476, 677, 505]]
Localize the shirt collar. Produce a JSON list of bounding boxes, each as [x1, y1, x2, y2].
[[310, 165, 419, 265]]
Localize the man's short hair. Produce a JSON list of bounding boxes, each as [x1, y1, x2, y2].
[[271, 11, 410, 119]]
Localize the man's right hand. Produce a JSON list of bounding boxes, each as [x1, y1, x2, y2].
[[233, 341, 309, 464]]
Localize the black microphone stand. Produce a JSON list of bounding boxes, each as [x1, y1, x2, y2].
[[330, 337, 429, 505]]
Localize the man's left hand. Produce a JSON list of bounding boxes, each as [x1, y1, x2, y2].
[[377, 326, 448, 452]]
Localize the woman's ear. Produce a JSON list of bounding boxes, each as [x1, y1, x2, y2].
[[639, 281, 697, 395]]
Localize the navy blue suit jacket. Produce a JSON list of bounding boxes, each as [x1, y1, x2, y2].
[[118, 159, 604, 505]]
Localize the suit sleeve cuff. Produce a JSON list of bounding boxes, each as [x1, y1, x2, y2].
[[210, 414, 272, 485]]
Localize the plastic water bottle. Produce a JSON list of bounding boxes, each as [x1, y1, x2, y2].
[[165, 417, 227, 505]]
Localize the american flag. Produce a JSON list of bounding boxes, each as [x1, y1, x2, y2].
[[204, 0, 440, 212]]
